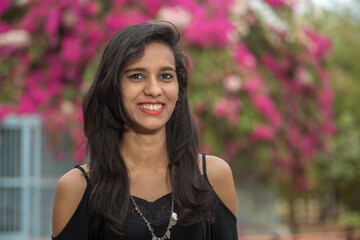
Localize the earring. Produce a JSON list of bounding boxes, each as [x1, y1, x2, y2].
[[174, 99, 183, 111]]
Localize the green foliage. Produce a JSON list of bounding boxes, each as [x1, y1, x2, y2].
[[338, 211, 360, 228], [306, 0, 360, 214]]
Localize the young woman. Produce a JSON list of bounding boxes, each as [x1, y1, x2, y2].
[[52, 22, 238, 240]]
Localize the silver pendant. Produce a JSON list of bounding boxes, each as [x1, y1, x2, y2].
[[166, 229, 171, 238]]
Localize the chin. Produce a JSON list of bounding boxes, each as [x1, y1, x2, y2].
[[128, 123, 166, 134]]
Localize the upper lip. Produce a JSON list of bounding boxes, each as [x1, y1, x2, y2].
[[137, 101, 165, 105]]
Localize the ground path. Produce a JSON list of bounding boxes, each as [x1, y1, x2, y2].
[[239, 232, 355, 240]]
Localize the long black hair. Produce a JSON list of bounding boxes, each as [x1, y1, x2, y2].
[[82, 22, 213, 239]]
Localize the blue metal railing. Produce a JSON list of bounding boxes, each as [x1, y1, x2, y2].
[[0, 114, 75, 240]]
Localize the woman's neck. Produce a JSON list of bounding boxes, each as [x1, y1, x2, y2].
[[119, 128, 168, 169], [120, 128, 172, 199]]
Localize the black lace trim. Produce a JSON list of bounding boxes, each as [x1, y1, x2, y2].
[[128, 193, 178, 226]]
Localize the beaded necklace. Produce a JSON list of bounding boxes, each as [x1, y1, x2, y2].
[[130, 194, 178, 240]]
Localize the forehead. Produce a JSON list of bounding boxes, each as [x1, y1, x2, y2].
[[125, 42, 176, 68]]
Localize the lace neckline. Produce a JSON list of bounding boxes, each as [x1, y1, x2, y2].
[[128, 192, 176, 226], [131, 192, 172, 204]]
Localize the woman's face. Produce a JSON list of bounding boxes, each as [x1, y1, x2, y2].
[[120, 42, 179, 133]]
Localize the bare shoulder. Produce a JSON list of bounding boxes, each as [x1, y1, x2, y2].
[[199, 154, 237, 216], [52, 164, 89, 237]]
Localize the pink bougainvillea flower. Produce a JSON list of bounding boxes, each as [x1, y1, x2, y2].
[[287, 123, 301, 147], [0, 105, 12, 120], [21, 7, 43, 33], [224, 75, 242, 93], [207, 0, 234, 17], [319, 86, 333, 106], [104, 11, 148, 36], [213, 97, 241, 125], [319, 84, 334, 119], [143, 0, 163, 17], [61, 36, 82, 65], [263, 0, 286, 8], [0, 0, 10, 17], [195, 100, 208, 114], [299, 135, 317, 159], [87, 23, 103, 45], [74, 105, 84, 123], [29, 87, 50, 105], [262, 53, 284, 79], [83, 22, 104, 58], [234, 43, 257, 70], [0, 21, 11, 33], [24, 70, 42, 88], [74, 143, 86, 162], [243, 74, 266, 95], [304, 27, 332, 63], [47, 56, 62, 78], [17, 95, 36, 114], [45, 8, 62, 37], [323, 122, 336, 135], [104, 13, 126, 31], [112, 0, 131, 6], [227, 112, 240, 125], [252, 95, 274, 113], [83, 2, 100, 17], [213, 97, 227, 118], [47, 81, 63, 97], [252, 95, 282, 128], [250, 124, 275, 141], [184, 14, 233, 47]]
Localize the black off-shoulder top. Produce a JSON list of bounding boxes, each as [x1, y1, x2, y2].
[[52, 154, 238, 240]]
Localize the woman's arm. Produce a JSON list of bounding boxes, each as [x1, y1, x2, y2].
[[52, 167, 88, 237], [200, 155, 237, 216]]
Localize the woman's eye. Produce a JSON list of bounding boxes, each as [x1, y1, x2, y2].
[[160, 73, 174, 80], [129, 74, 144, 80]]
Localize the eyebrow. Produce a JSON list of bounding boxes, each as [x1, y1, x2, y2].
[[160, 66, 176, 72], [124, 66, 176, 73]]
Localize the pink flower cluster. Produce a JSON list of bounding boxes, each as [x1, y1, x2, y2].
[[263, 0, 296, 9], [0, 0, 236, 162], [213, 97, 241, 125], [0, 0, 106, 161], [226, 3, 335, 191], [234, 43, 257, 71], [305, 28, 332, 65], [263, 0, 286, 9], [0, 0, 335, 191], [172, 0, 234, 47]]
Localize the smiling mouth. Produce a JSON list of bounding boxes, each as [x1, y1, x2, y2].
[[137, 104, 164, 111]]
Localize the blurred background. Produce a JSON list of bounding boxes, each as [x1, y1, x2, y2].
[[0, 0, 359, 239]]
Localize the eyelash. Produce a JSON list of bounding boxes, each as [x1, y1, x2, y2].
[[129, 74, 144, 80], [128, 73, 175, 80], [160, 73, 174, 80]]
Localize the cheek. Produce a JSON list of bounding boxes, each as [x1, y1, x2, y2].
[[120, 86, 136, 110]]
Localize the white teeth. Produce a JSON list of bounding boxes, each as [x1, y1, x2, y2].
[[138, 104, 164, 111]]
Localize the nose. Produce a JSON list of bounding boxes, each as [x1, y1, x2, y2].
[[144, 77, 162, 97]]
